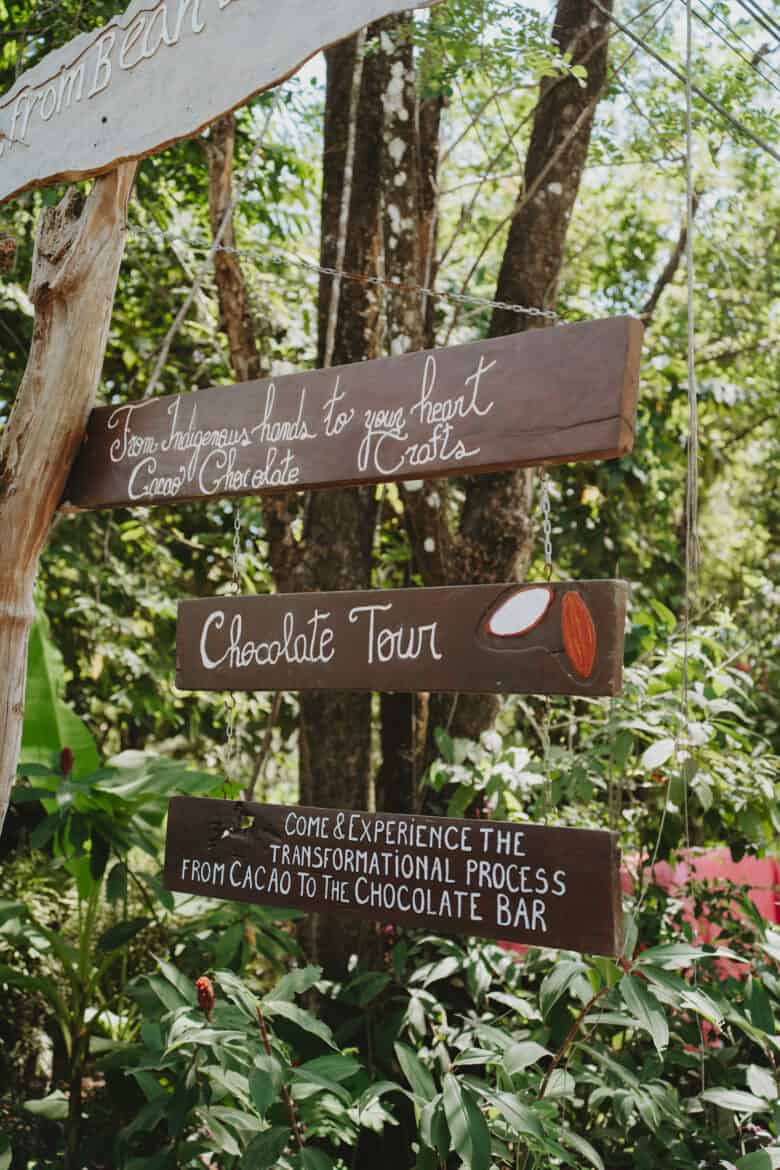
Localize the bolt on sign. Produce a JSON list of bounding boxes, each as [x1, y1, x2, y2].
[[176, 580, 628, 697], [0, 0, 441, 205], [164, 797, 623, 956], [62, 317, 642, 511]]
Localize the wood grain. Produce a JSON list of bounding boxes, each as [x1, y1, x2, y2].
[[176, 580, 628, 697], [0, 0, 440, 205], [63, 317, 642, 511], [164, 796, 624, 956]]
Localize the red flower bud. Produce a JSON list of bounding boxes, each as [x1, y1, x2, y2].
[[196, 976, 215, 1021], [60, 747, 74, 777]]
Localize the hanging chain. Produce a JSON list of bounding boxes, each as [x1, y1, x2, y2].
[[131, 225, 559, 322], [538, 470, 554, 580], [230, 505, 242, 593], [222, 504, 243, 794]]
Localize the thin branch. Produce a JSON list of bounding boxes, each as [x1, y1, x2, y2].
[[245, 691, 283, 803], [641, 192, 700, 324]]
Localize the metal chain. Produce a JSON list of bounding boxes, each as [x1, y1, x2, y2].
[[131, 225, 559, 322], [230, 505, 242, 594], [539, 470, 554, 579], [222, 504, 243, 794]]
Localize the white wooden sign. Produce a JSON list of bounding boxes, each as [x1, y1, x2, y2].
[[0, 0, 439, 205]]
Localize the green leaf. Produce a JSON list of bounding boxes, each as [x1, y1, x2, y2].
[[442, 1073, 490, 1170], [635, 942, 743, 970], [244, 1129, 290, 1170], [394, 1042, 436, 1102], [558, 1128, 605, 1170], [106, 861, 128, 903], [420, 1095, 449, 1159], [24, 1090, 69, 1120], [504, 1041, 550, 1076], [299, 1149, 334, 1170], [736, 1151, 780, 1170], [747, 1065, 776, 1101], [701, 1088, 770, 1114], [265, 964, 322, 1003], [620, 974, 668, 1053], [640, 738, 675, 770], [262, 999, 336, 1048], [302, 1054, 360, 1083], [21, 611, 99, 777], [540, 959, 585, 1018], [487, 1091, 543, 1138], [215, 968, 258, 1018], [0, 1134, 11, 1170], [249, 1055, 284, 1116], [97, 916, 150, 952]]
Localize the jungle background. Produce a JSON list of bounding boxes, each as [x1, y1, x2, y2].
[[0, 0, 779, 1166]]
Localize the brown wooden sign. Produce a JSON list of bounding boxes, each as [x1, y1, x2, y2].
[[0, 0, 440, 205], [62, 318, 642, 511], [164, 796, 623, 956], [176, 580, 628, 697]]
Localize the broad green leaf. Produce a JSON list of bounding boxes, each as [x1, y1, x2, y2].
[[737, 1150, 780, 1170], [290, 1068, 351, 1104], [486, 1091, 543, 1139], [244, 1123, 290, 1170], [442, 1073, 490, 1170], [24, 1090, 69, 1120], [0, 1135, 11, 1170], [540, 960, 586, 1018], [620, 974, 668, 1053], [558, 1128, 605, 1170], [747, 1065, 776, 1101], [262, 999, 336, 1048], [640, 737, 675, 771], [250, 1055, 284, 1116], [97, 916, 150, 952], [21, 611, 99, 777], [215, 968, 258, 1018], [301, 1055, 360, 1083], [420, 1095, 449, 1159], [701, 1088, 770, 1114], [504, 1040, 550, 1076], [299, 1148, 334, 1170], [394, 1042, 436, 1102], [264, 964, 322, 1003], [635, 942, 743, 970]]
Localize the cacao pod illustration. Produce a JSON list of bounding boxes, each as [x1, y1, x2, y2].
[[561, 591, 597, 679]]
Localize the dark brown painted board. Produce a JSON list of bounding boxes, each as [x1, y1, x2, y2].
[[62, 317, 643, 511], [176, 580, 628, 697], [164, 796, 623, 956]]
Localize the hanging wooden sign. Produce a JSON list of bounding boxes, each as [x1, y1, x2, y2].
[[176, 580, 628, 697], [62, 316, 642, 511], [164, 796, 623, 956], [0, 0, 441, 205]]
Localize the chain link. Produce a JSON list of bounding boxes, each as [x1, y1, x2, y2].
[[131, 225, 559, 322], [230, 505, 242, 594], [539, 470, 554, 578]]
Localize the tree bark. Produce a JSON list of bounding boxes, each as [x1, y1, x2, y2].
[[420, 0, 613, 749], [205, 115, 264, 383], [0, 165, 135, 836], [297, 31, 386, 975]]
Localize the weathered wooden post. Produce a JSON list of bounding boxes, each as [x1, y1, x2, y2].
[[0, 163, 135, 832]]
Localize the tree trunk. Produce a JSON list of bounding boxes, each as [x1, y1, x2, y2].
[[418, 0, 613, 750], [205, 115, 264, 383], [0, 165, 135, 835], [297, 31, 386, 976]]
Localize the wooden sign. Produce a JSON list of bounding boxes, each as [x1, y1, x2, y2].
[[62, 317, 642, 511], [164, 796, 623, 956], [176, 580, 628, 697], [0, 0, 440, 205]]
